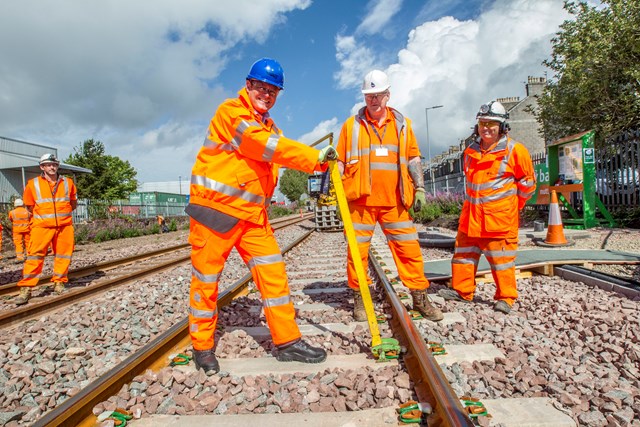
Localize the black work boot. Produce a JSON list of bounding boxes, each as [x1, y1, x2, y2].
[[193, 349, 219, 375], [352, 290, 367, 322], [411, 289, 444, 322], [275, 339, 327, 363]]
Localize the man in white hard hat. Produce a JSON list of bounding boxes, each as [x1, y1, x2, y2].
[[15, 153, 78, 305], [8, 198, 31, 261], [439, 101, 535, 314], [335, 69, 443, 322]]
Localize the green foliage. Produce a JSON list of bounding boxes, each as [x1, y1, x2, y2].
[[538, 0, 640, 143], [278, 169, 308, 204], [411, 192, 464, 223], [268, 205, 293, 219], [65, 139, 138, 199]]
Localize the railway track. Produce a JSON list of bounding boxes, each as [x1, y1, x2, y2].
[[3, 215, 638, 426]]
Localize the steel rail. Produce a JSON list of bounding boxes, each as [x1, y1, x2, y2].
[[0, 214, 313, 329], [31, 229, 314, 427], [369, 252, 474, 427]]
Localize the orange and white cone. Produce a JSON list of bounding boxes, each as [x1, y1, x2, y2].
[[542, 190, 571, 246]]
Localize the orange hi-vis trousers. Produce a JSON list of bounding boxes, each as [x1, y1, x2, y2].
[[346, 203, 429, 291], [188, 219, 300, 351], [13, 231, 30, 260], [19, 225, 75, 287], [450, 231, 518, 305]]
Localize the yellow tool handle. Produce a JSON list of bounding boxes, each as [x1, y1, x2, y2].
[[328, 160, 382, 347]]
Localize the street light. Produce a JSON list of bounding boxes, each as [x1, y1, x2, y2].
[[179, 175, 182, 195], [425, 105, 444, 195]]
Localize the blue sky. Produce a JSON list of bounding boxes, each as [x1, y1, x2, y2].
[[0, 0, 570, 184]]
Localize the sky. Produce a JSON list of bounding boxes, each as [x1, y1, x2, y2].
[[0, 0, 572, 184]]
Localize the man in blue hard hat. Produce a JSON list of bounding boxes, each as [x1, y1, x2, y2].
[[185, 58, 336, 376]]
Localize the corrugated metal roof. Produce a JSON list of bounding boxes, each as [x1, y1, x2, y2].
[[0, 151, 92, 174]]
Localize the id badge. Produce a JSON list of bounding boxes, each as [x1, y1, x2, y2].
[[375, 147, 389, 157]]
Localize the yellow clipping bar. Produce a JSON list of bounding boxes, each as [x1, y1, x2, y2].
[[328, 159, 382, 347]]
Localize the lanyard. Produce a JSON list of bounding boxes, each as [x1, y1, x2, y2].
[[370, 122, 387, 146]]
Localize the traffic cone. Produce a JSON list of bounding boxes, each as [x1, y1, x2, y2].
[[537, 190, 572, 247]]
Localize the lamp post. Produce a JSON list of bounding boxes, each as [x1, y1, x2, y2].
[[425, 105, 443, 195], [179, 176, 182, 195]]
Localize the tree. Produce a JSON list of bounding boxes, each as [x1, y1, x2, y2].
[[65, 139, 138, 199], [278, 169, 309, 204], [537, 0, 640, 144]]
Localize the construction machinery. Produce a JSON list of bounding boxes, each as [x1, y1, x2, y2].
[[308, 133, 343, 232]]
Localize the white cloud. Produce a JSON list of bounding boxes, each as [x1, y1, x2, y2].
[[0, 0, 311, 182], [334, 35, 376, 90], [335, 0, 569, 160], [356, 0, 403, 35], [296, 118, 341, 148]]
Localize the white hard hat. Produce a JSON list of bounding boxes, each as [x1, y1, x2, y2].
[[476, 101, 509, 123], [14, 198, 23, 207], [39, 153, 60, 165], [361, 70, 390, 94]]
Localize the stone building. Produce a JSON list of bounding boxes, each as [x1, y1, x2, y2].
[[498, 76, 547, 155]]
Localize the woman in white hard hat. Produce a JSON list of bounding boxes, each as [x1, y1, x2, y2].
[[8, 198, 31, 261]]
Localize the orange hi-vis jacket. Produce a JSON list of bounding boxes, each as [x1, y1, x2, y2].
[[8, 207, 31, 232], [338, 107, 417, 209], [459, 136, 536, 239], [24, 176, 77, 228], [189, 88, 323, 224]]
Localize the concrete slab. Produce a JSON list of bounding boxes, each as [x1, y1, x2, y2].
[[226, 322, 365, 338], [174, 353, 396, 377], [291, 287, 348, 295], [424, 249, 640, 280], [483, 397, 576, 426], [128, 407, 399, 427], [250, 302, 342, 314], [432, 343, 504, 365]]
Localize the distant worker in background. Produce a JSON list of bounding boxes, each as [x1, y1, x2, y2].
[[336, 69, 443, 322], [15, 154, 77, 305], [439, 101, 535, 314], [8, 198, 31, 261], [185, 58, 336, 375], [157, 214, 169, 233]]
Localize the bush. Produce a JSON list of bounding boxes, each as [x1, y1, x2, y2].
[[268, 205, 293, 219], [74, 216, 190, 244], [411, 191, 463, 223]]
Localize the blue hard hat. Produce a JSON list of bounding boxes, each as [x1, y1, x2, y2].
[[246, 58, 284, 89]]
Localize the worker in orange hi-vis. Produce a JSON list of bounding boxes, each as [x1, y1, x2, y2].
[[185, 58, 336, 375], [335, 69, 443, 323], [439, 101, 536, 314], [8, 198, 31, 261], [14, 153, 77, 306]]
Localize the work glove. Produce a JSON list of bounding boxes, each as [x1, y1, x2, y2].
[[413, 188, 426, 212], [318, 145, 337, 163]]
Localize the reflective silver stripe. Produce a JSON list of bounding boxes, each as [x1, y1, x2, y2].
[[203, 137, 236, 152], [484, 250, 517, 257], [262, 135, 279, 162], [191, 174, 264, 205], [356, 235, 372, 243], [27, 255, 45, 260], [385, 232, 418, 241], [247, 254, 283, 269], [33, 212, 72, 220], [467, 176, 514, 192], [490, 261, 516, 271], [454, 246, 482, 255], [452, 258, 478, 265], [353, 223, 375, 231], [54, 254, 72, 260], [518, 189, 535, 198], [370, 163, 398, 171], [519, 178, 535, 188], [381, 144, 399, 153], [190, 307, 216, 318], [381, 221, 414, 230], [192, 266, 220, 283], [263, 295, 290, 308], [190, 324, 198, 332], [234, 120, 261, 149], [466, 188, 517, 204], [350, 115, 362, 160], [24, 273, 40, 279]]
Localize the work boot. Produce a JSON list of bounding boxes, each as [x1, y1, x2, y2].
[[352, 290, 367, 321], [193, 349, 220, 375], [411, 290, 444, 322], [53, 282, 65, 295], [15, 287, 31, 306], [438, 288, 470, 303], [275, 339, 327, 363], [494, 300, 512, 314]]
